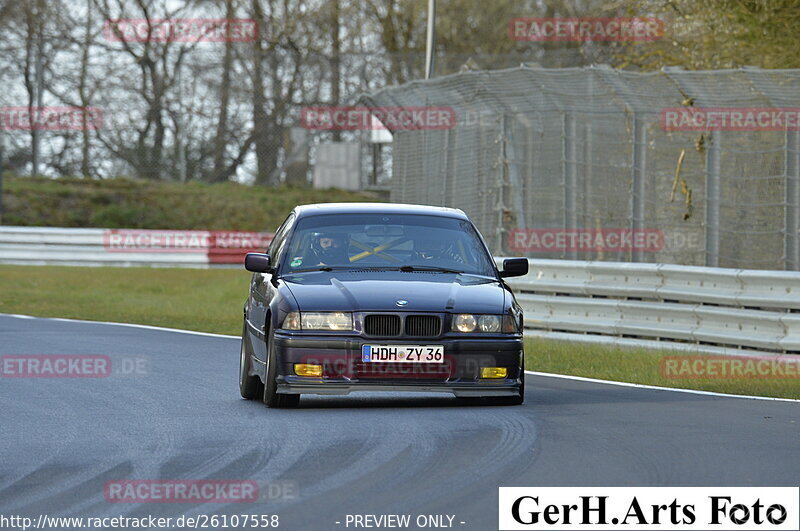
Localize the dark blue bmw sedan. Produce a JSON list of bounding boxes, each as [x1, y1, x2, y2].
[[239, 203, 528, 408]]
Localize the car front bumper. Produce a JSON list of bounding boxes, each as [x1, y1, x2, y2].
[[271, 332, 523, 398]]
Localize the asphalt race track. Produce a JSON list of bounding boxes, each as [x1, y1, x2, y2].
[[1, 314, 798, 530]]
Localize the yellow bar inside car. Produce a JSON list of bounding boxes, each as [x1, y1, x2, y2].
[[294, 364, 323, 377], [480, 367, 508, 379]]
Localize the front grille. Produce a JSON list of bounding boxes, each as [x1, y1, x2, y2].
[[404, 315, 441, 337], [364, 314, 401, 336]]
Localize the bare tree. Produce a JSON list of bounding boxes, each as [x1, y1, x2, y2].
[[210, 0, 234, 181]]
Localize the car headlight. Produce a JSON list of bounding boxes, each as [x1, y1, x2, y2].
[[282, 311, 353, 331], [453, 313, 477, 332], [478, 314, 501, 333], [452, 314, 515, 333]]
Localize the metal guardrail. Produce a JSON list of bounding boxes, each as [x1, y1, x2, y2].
[[2, 229, 797, 354], [499, 258, 800, 355], [0, 226, 271, 268]]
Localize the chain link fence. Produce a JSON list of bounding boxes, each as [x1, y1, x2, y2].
[[360, 65, 800, 271]]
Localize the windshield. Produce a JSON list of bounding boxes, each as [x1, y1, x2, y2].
[[280, 213, 496, 276]]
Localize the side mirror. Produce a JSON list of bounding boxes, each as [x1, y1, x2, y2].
[[499, 258, 528, 278], [245, 253, 273, 273]]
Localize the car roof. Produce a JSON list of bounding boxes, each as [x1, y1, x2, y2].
[[292, 203, 468, 220]]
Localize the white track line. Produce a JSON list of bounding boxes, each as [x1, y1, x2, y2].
[[525, 370, 800, 403], [2, 313, 238, 339], [2, 313, 798, 403]]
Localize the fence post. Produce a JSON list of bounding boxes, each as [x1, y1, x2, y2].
[[786, 130, 800, 271], [705, 130, 721, 267], [632, 114, 647, 262], [562, 112, 577, 259], [420, 123, 430, 205], [442, 127, 453, 205], [501, 113, 526, 256]]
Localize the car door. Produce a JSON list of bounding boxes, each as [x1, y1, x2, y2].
[[247, 213, 295, 363]]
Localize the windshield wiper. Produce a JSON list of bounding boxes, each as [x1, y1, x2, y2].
[[284, 266, 354, 273], [397, 265, 464, 274]]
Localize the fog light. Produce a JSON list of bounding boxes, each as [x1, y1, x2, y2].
[[294, 364, 323, 377], [480, 367, 507, 379]]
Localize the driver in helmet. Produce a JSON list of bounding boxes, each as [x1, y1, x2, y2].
[[414, 234, 449, 260], [310, 232, 349, 265]]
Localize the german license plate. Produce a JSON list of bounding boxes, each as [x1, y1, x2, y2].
[[362, 345, 444, 363]]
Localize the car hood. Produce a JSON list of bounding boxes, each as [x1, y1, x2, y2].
[[281, 271, 507, 314]]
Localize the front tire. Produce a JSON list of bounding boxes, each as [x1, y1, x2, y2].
[[263, 329, 299, 408], [239, 321, 264, 399]]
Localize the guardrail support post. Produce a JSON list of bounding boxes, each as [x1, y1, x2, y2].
[[785, 130, 800, 271], [632, 114, 647, 262], [562, 112, 577, 260], [705, 131, 721, 267]]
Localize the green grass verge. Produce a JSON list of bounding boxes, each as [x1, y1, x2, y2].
[[527, 338, 799, 400], [2, 175, 382, 230], [0, 265, 247, 335], [1, 264, 797, 400]]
